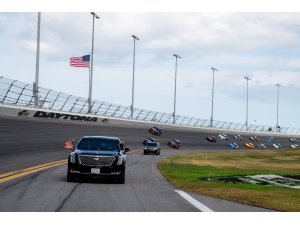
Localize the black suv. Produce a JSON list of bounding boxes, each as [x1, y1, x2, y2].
[[65, 136, 129, 183], [144, 142, 160, 155]]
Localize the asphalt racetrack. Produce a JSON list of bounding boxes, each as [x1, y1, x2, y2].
[[0, 116, 292, 211]]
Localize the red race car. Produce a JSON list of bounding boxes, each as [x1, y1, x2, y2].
[[143, 137, 158, 145], [149, 126, 162, 136], [168, 139, 181, 149]]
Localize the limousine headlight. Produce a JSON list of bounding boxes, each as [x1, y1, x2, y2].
[[70, 153, 76, 163], [117, 156, 124, 165]]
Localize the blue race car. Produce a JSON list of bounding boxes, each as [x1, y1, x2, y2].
[[228, 142, 239, 149], [266, 136, 274, 142]]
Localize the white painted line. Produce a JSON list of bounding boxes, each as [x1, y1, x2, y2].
[[175, 190, 214, 212]]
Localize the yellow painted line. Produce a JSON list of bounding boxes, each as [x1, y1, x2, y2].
[[0, 159, 67, 184], [0, 151, 140, 184]]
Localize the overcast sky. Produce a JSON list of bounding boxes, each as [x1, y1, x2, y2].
[[1, 12, 300, 128]]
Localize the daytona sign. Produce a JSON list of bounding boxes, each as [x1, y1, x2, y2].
[[33, 111, 98, 122]]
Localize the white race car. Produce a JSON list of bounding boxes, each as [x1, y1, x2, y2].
[[249, 136, 259, 142], [218, 134, 228, 140], [273, 143, 282, 149], [234, 134, 243, 140], [291, 144, 299, 149]]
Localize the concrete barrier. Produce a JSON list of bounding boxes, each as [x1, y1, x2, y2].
[[1, 103, 299, 138]]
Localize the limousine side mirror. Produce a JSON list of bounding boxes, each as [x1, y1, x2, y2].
[[124, 147, 130, 154], [64, 139, 74, 151]]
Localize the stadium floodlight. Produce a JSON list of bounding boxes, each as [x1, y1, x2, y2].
[[88, 12, 100, 113], [34, 12, 41, 107], [173, 54, 181, 124], [130, 35, 140, 119], [276, 83, 281, 132], [244, 76, 251, 131], [210, 67, 218, 127]]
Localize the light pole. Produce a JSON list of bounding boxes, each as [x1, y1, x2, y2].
[[131, 35, 139, 119], [34, 12, 41, 107], [88, 12, 100, 113], [210, 67, 218, 127], [173, 54, 181, 124], [276, 83, 280, 132], [245, 76, 251, 130]]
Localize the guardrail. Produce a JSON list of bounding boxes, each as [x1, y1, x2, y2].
[[0, 76, 299, 134]]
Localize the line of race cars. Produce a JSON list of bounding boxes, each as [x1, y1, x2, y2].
[[143, 126, 181, 155], [143, 126, 298, 154], [206, 134, 298, 149]]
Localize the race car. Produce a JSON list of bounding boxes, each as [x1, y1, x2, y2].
[[256, 143, 267, 149], [289, 137, 297, 143], [206, 136, 216, 142], [149, 126, 162, 136], [227, 142, 239, 149], [245, 142, 255, 149], [218, 134, 228, 140], [143, 137, 158, 145], [266, 136, 274, 142], [291, 144, 299, 149], [273, 143, 282, 149], [234, 134, 242, 140], [167, 139, 181, 149], [249, 136, 259, 142]]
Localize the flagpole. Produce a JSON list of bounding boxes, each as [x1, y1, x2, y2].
[[89, 12, 99, 113], [89, 61, 91, 111]]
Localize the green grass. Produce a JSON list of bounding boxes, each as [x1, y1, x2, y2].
[[158, 149, 300, 211]]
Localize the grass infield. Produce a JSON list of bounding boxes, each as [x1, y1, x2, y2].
[[158, 149, 300, 211]]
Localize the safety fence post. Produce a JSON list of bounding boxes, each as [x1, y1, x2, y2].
[[200, 120, 207, 127], [79, 99, 89, 113], [187, 117, 194, 126], [2, 80, 17, 103], [165, 114, 173, 123], [179, 117, 185, 125], [69, 97, 80, 112], [89, 101, 96, 114], [158, 113, 165, 123], [234, 123, 240, 129], [95, 102, 104, 115], [193, 119, 200, 126], [136, 109, 144, 120], [112, 106, 120, 117], [214, 121, 220, 128], [15, 84, 29, 104], [60, 95, 72, 111], [143, 111, 151, 120], [41, 89, 52, 108], [151, 112, 159, 121], [50, 92, 62, 109], [120, 107, 129, 118], [226, 122, 233, 129], [104, 104, 113, 115]]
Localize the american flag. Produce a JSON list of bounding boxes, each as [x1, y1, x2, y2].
[[70, 55, 90, 68]]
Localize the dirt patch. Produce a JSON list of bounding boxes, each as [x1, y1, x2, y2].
[[174, 157, 300, 170]]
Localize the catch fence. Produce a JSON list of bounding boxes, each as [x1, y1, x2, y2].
[[0, 76, 299, 134]]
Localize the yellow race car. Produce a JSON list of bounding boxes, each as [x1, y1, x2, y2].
[[245, 142, 255, 149]]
